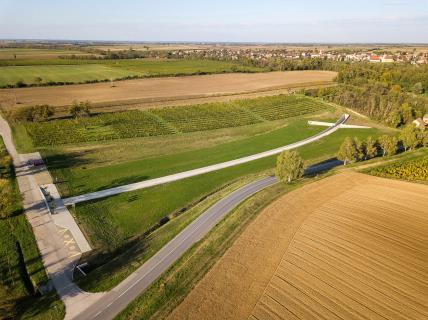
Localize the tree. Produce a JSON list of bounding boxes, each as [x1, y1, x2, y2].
[[275, 150, 305, 183], [400, 125, 419, 151], [399, 103, 413, 125], [355, 138, 366, 161], [422, 130, 428, 147], [337, 137, 359, 165], [0, 179, 13, 219], [386, 110, 402, 128], [34, 77, 43, 85], [365, 136, 378, 159], [32, 105, 54, 122], [379, 135, 397, 156], [413, 82, 424, 94], [69, 101, 91, 118]]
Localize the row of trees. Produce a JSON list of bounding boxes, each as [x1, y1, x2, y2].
[[7, 101, 92, 123], [338, 128, 428, 165], [274, 127, 428, 185]]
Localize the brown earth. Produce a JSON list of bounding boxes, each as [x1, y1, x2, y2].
[[168, 172, 428, 320], [0, 71, 336, 112]]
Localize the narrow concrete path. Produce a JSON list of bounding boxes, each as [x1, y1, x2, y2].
[[0, 115, 103, 320], [63, 114, 349, 205]]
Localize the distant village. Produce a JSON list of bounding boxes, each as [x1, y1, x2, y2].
[[168, 48, 428, 64]]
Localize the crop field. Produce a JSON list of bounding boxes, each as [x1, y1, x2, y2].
[[0, 64, 141, 87], [21, 95, 330, 146], [0, 59, 263, 87], [0, 48, 88, 60], [168, 172, 428, 320], [0, 138, 64, 319], [367, 149, 428, 182], [0, 70, 337, 108]]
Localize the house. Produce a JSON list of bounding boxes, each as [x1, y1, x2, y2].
[[381, 55, 394, 63], [413, 118, 426, 129], [370, 55, 381, 63]]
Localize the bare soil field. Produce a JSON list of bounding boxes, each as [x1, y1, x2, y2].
[[168, 172, 428, 320], [0, 71, 336, 112]]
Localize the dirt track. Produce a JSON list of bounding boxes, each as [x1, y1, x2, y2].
[[0, 71, 335, 110], [168, 172, 428, 320]]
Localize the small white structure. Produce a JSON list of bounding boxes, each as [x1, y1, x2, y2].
[[308, 120, 371, 129]]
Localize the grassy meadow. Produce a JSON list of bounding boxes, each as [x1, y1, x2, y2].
[[0, 138, 64, 319]]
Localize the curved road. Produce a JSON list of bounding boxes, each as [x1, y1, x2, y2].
[[75, 176, 277, 320], [75, 158, 343, 320], [63, 114, 349, 205]]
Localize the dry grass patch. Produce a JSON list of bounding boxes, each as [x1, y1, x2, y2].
[[169, 172, 428, 320]]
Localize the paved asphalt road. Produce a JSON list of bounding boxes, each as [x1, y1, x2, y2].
[[63, 114, 349, 205], [74, 158, 343, 320], [75, 176, 277, 320]]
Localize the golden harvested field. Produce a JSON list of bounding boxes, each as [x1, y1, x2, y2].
[[0, 71, 336, 110], [168, 172, 428, 320]]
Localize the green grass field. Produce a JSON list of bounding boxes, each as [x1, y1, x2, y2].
[[0, 64, 141, 86], [0, 138, 64, 319], [0, 59, 264, 86], [72, 123, 383, 250], [0, 48, 87, 60]]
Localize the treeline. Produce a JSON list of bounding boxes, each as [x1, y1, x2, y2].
[[307, 84, 428, 127], [338, 126, 428, 165]]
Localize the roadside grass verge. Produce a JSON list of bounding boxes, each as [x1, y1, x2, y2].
[[114, 173, 333, 320], [0, 137, 64, 319], [75, 171, 270, 292]]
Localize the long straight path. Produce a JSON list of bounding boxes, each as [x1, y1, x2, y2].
[[0, 115, 103, 320], [63, 114, 349, 205]]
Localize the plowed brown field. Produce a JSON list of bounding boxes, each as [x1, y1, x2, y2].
[[168, 172, 428, 320], [0, 71, 335, 110]]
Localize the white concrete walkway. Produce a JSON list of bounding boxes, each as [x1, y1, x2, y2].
[[63, 114, 350, 205]]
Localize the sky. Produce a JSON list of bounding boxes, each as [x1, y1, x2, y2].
[[1, 0, 427, 43]]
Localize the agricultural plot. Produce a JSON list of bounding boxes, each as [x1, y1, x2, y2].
[[168, 172, 428, 320], [367, 150, 428, 182], [0, 59, 264, 87], [21, 95, 330, 146], [0, 64, 141, 87], [0, 70, 337, 108], [0, 48, 87, 60]]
